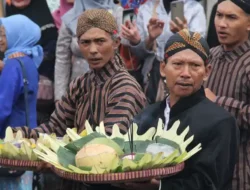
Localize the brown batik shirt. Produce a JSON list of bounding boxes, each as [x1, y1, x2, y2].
[[16, 54, 147, 138], [204, 40, 250, 190]]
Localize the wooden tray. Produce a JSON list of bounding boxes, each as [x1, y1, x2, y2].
[[53, 162, 184, 184], [0, 158, 43, 171]]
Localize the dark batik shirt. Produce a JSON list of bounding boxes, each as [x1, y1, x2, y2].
[[204, 40, 250, 190], [17, 54, 146, 139]]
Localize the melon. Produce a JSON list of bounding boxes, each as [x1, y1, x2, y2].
[[75, 144, 118, 169]]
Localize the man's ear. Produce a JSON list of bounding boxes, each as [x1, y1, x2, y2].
[[247, 15, 250, 31], [113, 37, 121, 50], [160, 61, 166, 78], [77, 37, 80, 45], [203, 64, 212, 81]]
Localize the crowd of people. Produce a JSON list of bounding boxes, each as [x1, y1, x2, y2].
[[0, 0, 249, 190]]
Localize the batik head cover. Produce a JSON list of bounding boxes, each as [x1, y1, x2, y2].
[[164, 29, 210, 64], [76, 9, 118, 38]]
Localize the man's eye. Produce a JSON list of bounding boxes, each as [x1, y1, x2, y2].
[[97, 39, 105, 43], [80, 41, 89, 45]]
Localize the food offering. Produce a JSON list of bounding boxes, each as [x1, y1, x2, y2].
[[34, 119, 201, 183]]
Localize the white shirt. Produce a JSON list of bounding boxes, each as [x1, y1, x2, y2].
[[164, 97, 171, 130]]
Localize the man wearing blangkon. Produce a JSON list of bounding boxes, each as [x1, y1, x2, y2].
[[13, 9, 146, 190], [118, 29, 239, 190], [204, 0, 250, 189]]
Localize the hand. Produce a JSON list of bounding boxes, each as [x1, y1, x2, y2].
[[170, 17, 187, 33], [0, 60, 4, 71], [112, 178, 160, 190], [36, 162, 52, 173], [121, 20, 141, 45], [147, 18, 165, 41], [205, 88, 217, 102]]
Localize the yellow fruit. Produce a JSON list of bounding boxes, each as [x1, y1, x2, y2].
[[31, 144, 36, 149], [79, 129, 87, 137], [75, 144, 118, 170]]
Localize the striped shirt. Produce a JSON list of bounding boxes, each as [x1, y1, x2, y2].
[[204, 40, 250, 190], [16, 54, 147, 139]]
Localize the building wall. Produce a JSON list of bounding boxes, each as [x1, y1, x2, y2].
[[206, 0, 217, 22]]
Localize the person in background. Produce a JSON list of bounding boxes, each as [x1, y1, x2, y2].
[[120, 0, 147, 13], [54, 0, 120, 102], [0, 14, 42, 190], [52, 0, 74, 30], [207, 1, 220, 48], [122, 0, 207, 103], [6, 0, 58, 125], [204, 0, 250, 189]]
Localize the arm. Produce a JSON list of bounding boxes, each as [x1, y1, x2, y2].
[[129, 39, 155, 60], [161, 117, 239, 190], [104, 76, 147, 134], [54, 22, 73, 101], [129, 7, 155, 58], [212, 64, 250, 130], [0, 61, 21, 127], [130, 17, 164, 59], [215, 97, 250, 129], [14, 77, 81, 139]]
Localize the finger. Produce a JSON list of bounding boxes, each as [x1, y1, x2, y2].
[[183, 16, 188, 24], [156, 21, 165, 29], [121, 30, 132, 37], [170, 20, 181, 32], [175, 17, 184, 26], [149, 17, 158, 25], [157, 20, 165, 27], [151, 179, 160, 185], [127, 20, 133, 29], [121, 25, 131, 33], [125, 20, 132, 28], [170, 20, 177, 32], [132, 20, 138, 29]]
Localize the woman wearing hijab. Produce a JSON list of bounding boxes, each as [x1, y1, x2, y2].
[[52, 0, 74, 30], [6, 0, 58, 125], [0, 14, 42, 190], [54, 0, 119, 102]]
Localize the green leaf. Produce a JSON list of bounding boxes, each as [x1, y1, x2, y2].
[[79, 166, 92, 171], [112, 137, 125, 149], [57, 147, 76, 168], [133, 153, 145, 162], [122, 158, 138, 172], [124, 140, 155, 154], [65, 132, 105, 153]]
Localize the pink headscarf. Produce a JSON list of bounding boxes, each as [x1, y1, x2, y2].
[[52, 0, 73, 29]]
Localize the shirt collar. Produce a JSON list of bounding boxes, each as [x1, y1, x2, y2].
[[216, 39, 250, 62], [89, 54, 125, 85]]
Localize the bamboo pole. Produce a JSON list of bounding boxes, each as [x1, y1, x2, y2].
[[0, 0, 4, 18]]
